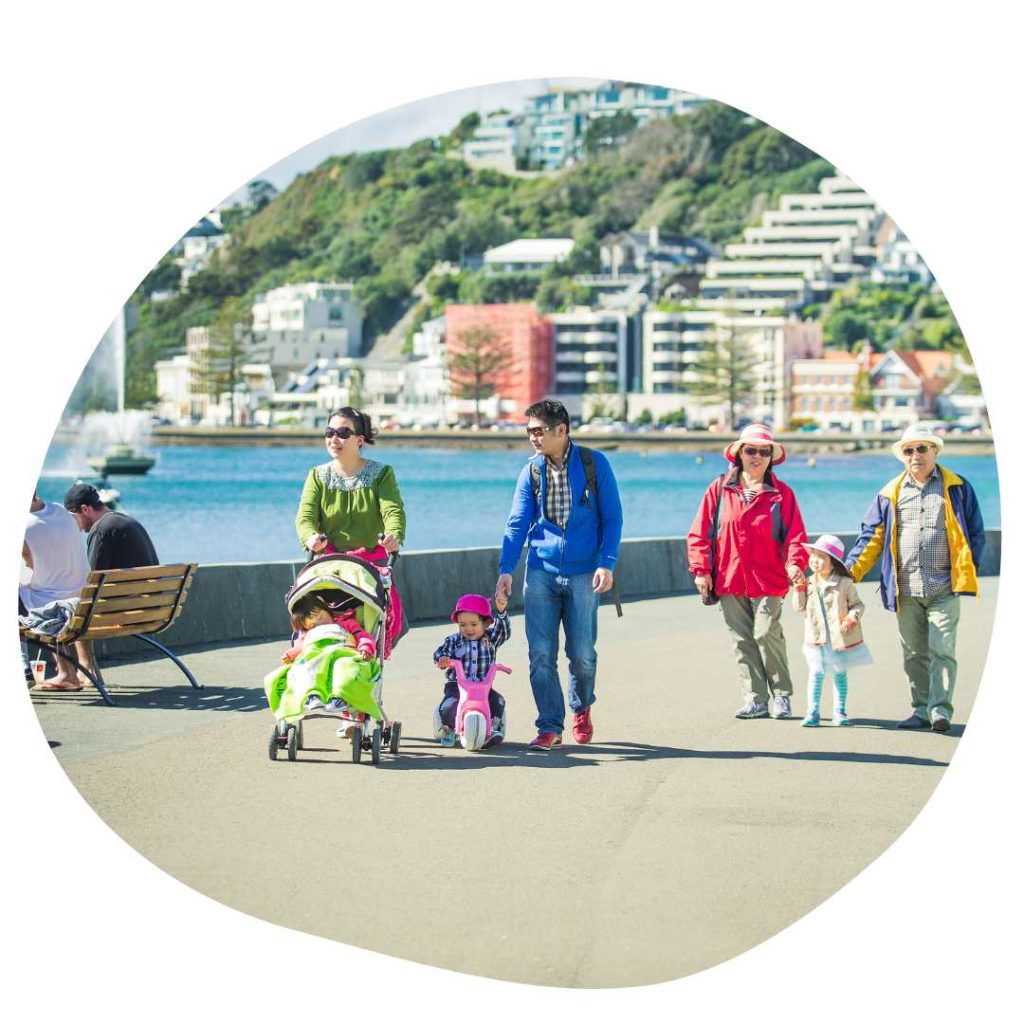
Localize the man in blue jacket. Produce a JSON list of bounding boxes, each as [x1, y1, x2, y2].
[[845, 424, 985, 732], [495, 399, 623, 750]]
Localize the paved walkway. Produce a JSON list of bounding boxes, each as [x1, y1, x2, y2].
[[29, 586, 996, 987]]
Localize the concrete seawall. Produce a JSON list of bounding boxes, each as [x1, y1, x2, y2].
[[94, 529, 1002, 657]]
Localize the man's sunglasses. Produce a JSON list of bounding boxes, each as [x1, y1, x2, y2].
[[525, 425, 557, 438], [742, 446, 773, 457], [324, 426, 356, 440], [902, 444, 934, 456]]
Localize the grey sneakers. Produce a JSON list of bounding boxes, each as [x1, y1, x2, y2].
[[770, 694, 792, 719], [735, 700, 769, 719]]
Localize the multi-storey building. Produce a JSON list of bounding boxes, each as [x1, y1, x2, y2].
[[251, 282, 363, 374], [548, 308, 630, 419], [444, 303, 553, 420]]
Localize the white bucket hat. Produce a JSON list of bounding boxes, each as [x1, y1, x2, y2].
[[891, 423, 945, 460], [802, 533, 853, 577], [723, 423, 786, 465]]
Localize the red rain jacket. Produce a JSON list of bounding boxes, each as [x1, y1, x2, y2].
[[687, 469, 809, 598]]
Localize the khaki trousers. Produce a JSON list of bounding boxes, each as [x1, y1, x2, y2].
[[719, 594, 793, 704], [895, 593, 961, 722]]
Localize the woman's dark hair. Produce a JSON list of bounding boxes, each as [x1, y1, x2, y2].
[[524, 398, 570, 431], [289, 592, 332, 632], [329, 406, 377, 445]]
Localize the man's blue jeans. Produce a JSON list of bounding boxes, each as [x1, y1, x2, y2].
[[523, 565, 599, 734]]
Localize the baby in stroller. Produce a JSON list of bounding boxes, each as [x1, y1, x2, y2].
[[264, 555, 389, 745]]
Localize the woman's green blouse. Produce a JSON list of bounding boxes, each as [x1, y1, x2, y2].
[[295, 459, 406, 553]]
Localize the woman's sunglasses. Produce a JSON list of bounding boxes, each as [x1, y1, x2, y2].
[[902, 444, 934, 456], [742, 446, 773, 457], [324, 426, 356, 440]]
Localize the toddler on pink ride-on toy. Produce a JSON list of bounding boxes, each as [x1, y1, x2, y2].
[[433, 592, 510, 749]]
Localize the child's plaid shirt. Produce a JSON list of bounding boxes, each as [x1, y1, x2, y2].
[[433, 610, 511, 693]]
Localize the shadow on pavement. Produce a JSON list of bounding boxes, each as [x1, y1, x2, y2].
[[29, 685, 267, 714]]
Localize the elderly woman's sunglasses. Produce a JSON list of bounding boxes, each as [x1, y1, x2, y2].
[[324, 426, 356, 440]]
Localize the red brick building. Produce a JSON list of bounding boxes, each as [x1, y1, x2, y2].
[[444, 303, 553, 420]]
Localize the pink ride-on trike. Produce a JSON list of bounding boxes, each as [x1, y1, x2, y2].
[[451, 659, 510, 751]]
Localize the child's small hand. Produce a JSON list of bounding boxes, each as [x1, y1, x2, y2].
[[494, 591, 508, 613], [360, 649, 372, 661], [281, 652, 295, 664], [436, 657, 451, 670], [840, 614, 858, 635]]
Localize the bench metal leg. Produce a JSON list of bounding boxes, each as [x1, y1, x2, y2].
[[136, 635, 203, 690], [54, 643, 115, 706]]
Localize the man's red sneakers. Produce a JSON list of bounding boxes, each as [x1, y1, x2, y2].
[[528, 731, 562, 751], [572, 707, 594, 744]]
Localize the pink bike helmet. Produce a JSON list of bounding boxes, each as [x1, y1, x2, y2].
[[451, 594, 493, 623]]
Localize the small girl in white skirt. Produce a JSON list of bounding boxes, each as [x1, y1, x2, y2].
[[793, 534, 873, 726]]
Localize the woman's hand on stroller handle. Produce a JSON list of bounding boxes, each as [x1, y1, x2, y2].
[[378, 532, 401, 555]]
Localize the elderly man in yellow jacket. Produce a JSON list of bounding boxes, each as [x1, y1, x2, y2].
[[845, 425, 985, 732]]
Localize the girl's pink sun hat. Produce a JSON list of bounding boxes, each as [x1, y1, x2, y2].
[[451, 593, 493, 623], [802, 534, 853, 577]]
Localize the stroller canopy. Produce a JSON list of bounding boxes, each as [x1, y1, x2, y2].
[[287, 553, 388, 635]]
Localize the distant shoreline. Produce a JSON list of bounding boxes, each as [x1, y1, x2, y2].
[[50, 425, 995, 456], [133, 425, 994, 456]]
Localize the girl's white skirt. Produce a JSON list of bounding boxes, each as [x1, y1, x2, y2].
[[802, 641, 874, 673]]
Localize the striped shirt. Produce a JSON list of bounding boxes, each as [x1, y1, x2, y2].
[[896, 468, 951, 599], [433, 610, 512, 691], [543, 442, 573, 529]]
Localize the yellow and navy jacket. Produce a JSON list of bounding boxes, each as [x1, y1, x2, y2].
[[844, 465, 985, 611]]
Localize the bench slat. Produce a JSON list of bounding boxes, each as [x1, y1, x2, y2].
[[86, 563, 195, 585], [86, 607, 180, 630], [80, 578, 188, 600], [91, 592, 181, 615]]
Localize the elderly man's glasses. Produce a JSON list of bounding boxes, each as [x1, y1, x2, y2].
[[742, 446, 773, 457], [902, 444, 933, 456], [324, 426, 356, 440], [526, 425, 556, 438]]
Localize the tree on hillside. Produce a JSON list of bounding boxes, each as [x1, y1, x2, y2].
[[195, 297, 262, 426], [247, 179, 279, 212], [447, 325, 513, 426], [687, 320, 760, 430], [852, 368, 875, 411], [583, 111, 638, 156]]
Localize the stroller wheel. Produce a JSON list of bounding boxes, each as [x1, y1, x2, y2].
[[371, 724, 382, 765], [268, 724, 280, 761], [296, 720, 304, 750], [351, 724, 363, 764], [389, 720, 402, 755], [287, 725, 299, 761]]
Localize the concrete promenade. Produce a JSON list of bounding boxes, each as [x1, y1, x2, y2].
[[29, 582, 997, 987]]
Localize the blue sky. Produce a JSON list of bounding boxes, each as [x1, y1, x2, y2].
[[221, 76, 602, 206]]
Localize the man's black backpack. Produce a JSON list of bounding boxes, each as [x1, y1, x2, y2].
[[529, 446, 622, 617]]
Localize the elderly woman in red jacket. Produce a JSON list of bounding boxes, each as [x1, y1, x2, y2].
[[687, 424, 809, 720]]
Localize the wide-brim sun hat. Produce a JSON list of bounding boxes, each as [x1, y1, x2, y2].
[[451, 593, 493, 623], [723, 423, 786, 466], [802, 533, 853, 577], [891, 423, 945, 460]]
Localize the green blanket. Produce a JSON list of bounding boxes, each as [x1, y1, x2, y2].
[[264, 632, 381, 724]]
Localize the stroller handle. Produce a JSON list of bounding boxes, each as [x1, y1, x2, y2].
[[378, 532, 399, 567]]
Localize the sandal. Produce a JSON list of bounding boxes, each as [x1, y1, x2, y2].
[[32, 680, 85, 692]]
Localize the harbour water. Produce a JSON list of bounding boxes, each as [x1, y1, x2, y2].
[[38, 443, 1001, 565]]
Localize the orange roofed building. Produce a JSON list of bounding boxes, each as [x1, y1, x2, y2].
[[444, 303, 553, 420]]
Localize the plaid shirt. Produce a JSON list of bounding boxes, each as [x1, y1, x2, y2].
[[543, 441, 573, 529], [896, 467, 952, 599], [434, 610, 511, 691]]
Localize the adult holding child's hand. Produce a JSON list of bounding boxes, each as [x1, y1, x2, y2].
[[687, 423, 808, 721]]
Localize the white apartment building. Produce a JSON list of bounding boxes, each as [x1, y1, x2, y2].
[[176, 214, 228, 289], [462, 112, 529, 174], [638, 310, 822, 427], [549, 308, 629, 419], [251, 282, 363, 373]]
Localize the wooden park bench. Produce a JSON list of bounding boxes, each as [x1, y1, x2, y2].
[[20, 563, 200, 706]]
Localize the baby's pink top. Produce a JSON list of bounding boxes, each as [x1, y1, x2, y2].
[[284, 611, 377, 661]]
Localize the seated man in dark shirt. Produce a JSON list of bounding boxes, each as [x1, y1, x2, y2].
[[64, 483, 158, 570], [63, 482, 160, 685]]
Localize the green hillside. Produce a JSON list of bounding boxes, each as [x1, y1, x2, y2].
[[127, 102, 836, 405]]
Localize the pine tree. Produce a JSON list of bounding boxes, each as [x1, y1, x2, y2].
[[447, 325, 513, 426], [687, 319, 759, 429]]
